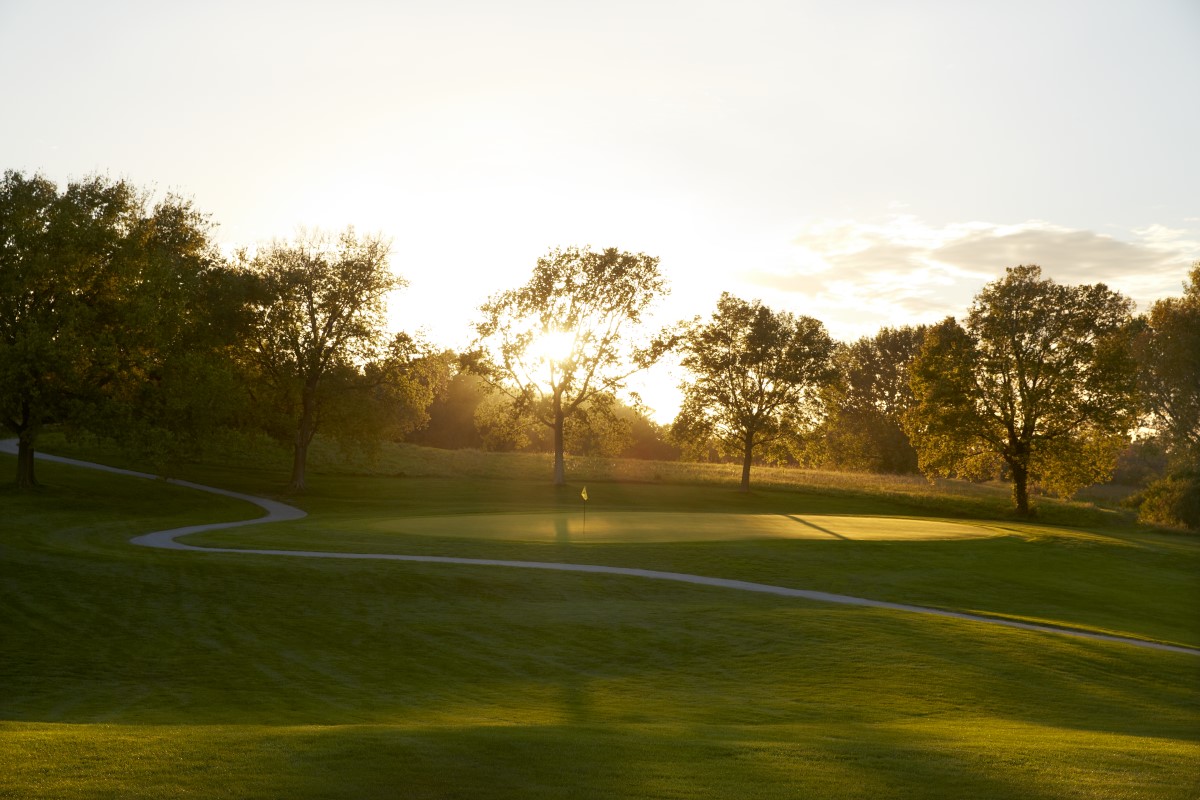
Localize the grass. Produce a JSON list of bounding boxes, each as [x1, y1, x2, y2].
[[2, 441, 1198, 798]]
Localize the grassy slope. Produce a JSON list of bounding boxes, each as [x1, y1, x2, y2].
[[2, 445, 1198, 799]]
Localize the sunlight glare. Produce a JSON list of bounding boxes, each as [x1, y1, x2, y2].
[[529, 328, 576, 365]]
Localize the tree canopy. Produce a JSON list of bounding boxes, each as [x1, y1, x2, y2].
[[472, 246, 668, 484], [905, 265, 1139, 514], [672, 293, 835, 491], [808, 325, 926, 473], [1136, 263, 1200, 468], [1128, 264, 1200, 531]]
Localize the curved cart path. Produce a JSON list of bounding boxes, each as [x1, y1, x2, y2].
[[5, 440, 1197, 657]]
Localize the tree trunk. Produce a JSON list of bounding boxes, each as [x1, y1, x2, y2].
[[288, 386, 318, 493], [552, 396, 566, 486], [289, 436, 309, 494], [740, 432, 754, 492], [16, 428, 38, 488], [1010, 459, 1031, 516]]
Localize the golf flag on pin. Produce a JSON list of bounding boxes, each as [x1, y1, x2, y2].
[[581, 486, 588, 501]]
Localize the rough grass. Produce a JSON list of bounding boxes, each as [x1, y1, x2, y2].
[[37, 430, 1133, 528], [2, 445, 1198, 799]]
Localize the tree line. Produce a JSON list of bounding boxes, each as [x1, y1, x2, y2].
[[2, 171, 1196, 528]]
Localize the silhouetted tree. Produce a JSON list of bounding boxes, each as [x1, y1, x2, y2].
[[472, 246, 668, 484]]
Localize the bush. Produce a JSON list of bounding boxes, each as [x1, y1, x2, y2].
[[1134, 473, 1200, 531]]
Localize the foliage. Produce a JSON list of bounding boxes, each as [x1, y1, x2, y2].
[[97, 213, 255, 475], [1135, 263, 1200, 470], [672, 293, 835, 490], [1032, 430, 1129, 500], [240, 228, 411, 491], [319, 333, 451, 456], [609, 402, 680, 462], [1130, 472, 1200, 532], [407, 371, 492, 450], [472, 246, 668, 483], [563, 392, 644, 457], [473, 391, 533, 452], [0, 170, 238, 485], [1111, 438, 1170, 488], [906, 265, 1140, 515], [807, 326, 926, 473]]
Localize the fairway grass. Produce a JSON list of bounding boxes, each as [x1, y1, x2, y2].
[[2, 449, 1198, 798]]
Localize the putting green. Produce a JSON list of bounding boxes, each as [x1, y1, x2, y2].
[[362, 512, 996, 543]]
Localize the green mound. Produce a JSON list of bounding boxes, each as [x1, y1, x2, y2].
[[363, 511, 995, 543]]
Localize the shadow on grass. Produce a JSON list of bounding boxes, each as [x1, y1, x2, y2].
[[784, 514, 849, 539], [1, 715, 1108, 800]]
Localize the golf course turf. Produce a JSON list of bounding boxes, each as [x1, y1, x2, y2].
[[2, 442, 1197, 798]]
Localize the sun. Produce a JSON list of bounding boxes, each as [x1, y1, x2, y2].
[[528, 328, 576, 365]]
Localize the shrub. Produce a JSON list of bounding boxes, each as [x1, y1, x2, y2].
[[1135, 473, 1200, 531]]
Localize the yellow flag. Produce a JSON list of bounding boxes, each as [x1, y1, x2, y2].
[[581, 486, 588, 501]]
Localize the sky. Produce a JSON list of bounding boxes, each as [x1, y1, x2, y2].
[[2, 0, 1197, 420]]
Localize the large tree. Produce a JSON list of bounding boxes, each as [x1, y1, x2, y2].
[[1130, 265, 1200, 530], [472, 246, 667, 484], [0, 170, 228, 486], [1136, 263, 1200, 467], [672, 293, 835, 491], [905, 265, 1139, 515], [242, 228, 407, 492]]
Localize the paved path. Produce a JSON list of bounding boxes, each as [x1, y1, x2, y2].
[[5, 439, 1197, 656]]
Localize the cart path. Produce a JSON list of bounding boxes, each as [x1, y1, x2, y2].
[[6, 440, 1197, 657]]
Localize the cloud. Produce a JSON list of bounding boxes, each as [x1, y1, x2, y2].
[[934, 225, 1177, 281], [741, 216, 1197, 340]]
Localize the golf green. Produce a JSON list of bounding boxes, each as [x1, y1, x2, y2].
[[362, 511, 996, 542]]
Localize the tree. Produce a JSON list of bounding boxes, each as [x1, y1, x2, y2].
[[808, 325, 926, 473], [672, 293, 835, 491], [1129, 264, 1200, 531], [0, 170, 229, 486], [1136, 263, 1200, 468], [472, 246, 668, 484], [905, 265, 1139, 515], [241, 228, 406, 492]]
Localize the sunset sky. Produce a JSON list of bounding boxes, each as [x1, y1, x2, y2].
[[2, 0, 1197, 419]]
